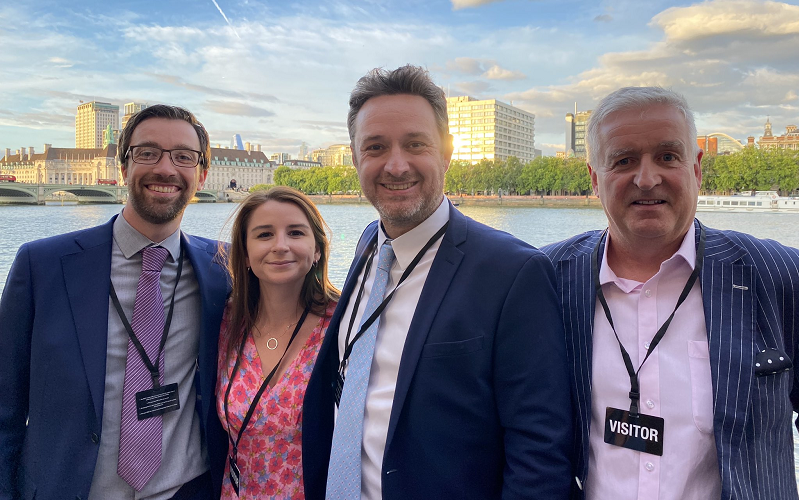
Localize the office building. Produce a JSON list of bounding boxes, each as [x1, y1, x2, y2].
[[759, 118, 799, 150], [76, 101, 120, 149], [270, 153, 291, 165], [312, 144, 353, 167], [565, 107, 591, 158], [298, 142, 309, 161], [121, 102, 149, 130], [447, 96, 536, 163]]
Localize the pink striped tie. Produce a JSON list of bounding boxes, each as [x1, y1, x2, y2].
[[118, 246, 169, 490]]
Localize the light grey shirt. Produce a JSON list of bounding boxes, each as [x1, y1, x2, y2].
[[88, 213, 208, 500]]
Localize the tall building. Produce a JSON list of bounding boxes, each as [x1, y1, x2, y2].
[[759, 118, 799, 151], [270, 153, 291, 165], [312, 144, 352, 166], [231, 134, 244, 150], [121, 102, 148, 130], [75, 101, 120, 149], [446, 96, 536, 163], [298, 141, 309, 161], [565, 107, 591, 158]]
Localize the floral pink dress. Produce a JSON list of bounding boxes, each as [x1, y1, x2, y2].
[[216, 302, 336, 499]]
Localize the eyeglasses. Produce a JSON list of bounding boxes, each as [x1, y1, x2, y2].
[[126, 145, 204, 168]]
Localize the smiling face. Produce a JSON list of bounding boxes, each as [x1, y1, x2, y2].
[[245, 200, 321, 291], [351, 94, 453, 238], [589, 104, 702, 255], [122, 117, 207, 240]]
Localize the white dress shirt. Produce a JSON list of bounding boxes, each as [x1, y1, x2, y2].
[[336, 198, 450, 499]]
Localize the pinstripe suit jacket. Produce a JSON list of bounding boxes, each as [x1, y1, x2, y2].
[[542, 220, 799, 500]]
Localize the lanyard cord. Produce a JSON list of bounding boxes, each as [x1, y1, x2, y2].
[[223, 306, 310, 458], [590, 223, 706, 416], [110, 244, 184, 389], [339, 221, 449, 374]]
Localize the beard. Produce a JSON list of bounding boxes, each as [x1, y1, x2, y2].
[[126, 174, 192, 225]]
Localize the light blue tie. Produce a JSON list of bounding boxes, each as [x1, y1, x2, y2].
[[327, 241, 396, 499]]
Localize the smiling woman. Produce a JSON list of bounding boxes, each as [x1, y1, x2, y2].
[[215, 186, 339, 499]]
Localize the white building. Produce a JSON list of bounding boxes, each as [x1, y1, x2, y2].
[[0, 144, 119, 184], [447, 96, 536, 163], [76, 101, 120, 149], [206, 148, 275, 190]]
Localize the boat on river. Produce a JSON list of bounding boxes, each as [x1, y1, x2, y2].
[[697, 191, 799, 213]]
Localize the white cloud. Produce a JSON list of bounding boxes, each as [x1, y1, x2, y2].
[[482, 64, 526, 81], [451, 0, 506, 10]]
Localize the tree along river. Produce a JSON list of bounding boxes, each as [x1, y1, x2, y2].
[[2, 202, 799, 477]]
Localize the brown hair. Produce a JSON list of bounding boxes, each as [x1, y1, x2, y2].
[[220, 186, 340, 359], [347, 64, 450, 143], [118, 104, 211, 172]]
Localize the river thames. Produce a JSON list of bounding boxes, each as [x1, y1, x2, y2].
[[2, 201, 799, 478]]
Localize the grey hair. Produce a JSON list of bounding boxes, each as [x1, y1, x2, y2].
[[347, 65, 449, 143], [586, 86, 698, 167]]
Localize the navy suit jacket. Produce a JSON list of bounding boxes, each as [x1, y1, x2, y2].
[[0, 216, 230, 500], [302, 203, 573, 500], [542, 220, 799, 500]]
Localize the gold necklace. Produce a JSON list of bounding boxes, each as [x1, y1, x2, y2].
[[254, 313, 300, 351]]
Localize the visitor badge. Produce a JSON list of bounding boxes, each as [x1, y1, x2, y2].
[[135, 383, 180, 420], [604, 407, 664, 456]]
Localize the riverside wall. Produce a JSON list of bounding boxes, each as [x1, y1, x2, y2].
[[306, 194, 603, 208]]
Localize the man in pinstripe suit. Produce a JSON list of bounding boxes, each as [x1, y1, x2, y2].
[[542, 86, 799, 500]]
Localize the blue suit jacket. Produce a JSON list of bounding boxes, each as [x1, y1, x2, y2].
[[542, 220, 799, 500], [302, 204, 573, 500], [0, 216, 230, 500]]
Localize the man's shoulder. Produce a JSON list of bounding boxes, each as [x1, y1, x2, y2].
[[705, 226, 799, 264], [20, 221, 113, 257], [540, 230, 603, 263]]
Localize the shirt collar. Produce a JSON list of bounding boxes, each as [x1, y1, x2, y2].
[[377, 197, 450, 270], [113, 210, 182, 261], [599, 223, 696, 290]]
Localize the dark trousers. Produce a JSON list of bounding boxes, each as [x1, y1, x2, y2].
[[170, 470, 213, 500]]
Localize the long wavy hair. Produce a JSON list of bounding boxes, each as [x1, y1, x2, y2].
[[219, 187, 340, 360]]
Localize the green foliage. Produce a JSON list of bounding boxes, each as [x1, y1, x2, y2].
[[249, 183, 274, 192], [273, 165, 361, 194], [701, 148, 799, 194], [445, 156, 592, 195]]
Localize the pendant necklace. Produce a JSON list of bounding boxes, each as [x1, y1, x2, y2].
[[254, 312, 300, 350]]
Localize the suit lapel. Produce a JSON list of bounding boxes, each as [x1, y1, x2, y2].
[[700, 225, 754, 492], [554, 231, 601, 483], [62, 220, 115, 423], [385, 206, 466, 449], [320, 223, 380, 385]]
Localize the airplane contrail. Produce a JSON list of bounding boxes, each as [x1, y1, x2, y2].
[[211, 0, 241, 39]]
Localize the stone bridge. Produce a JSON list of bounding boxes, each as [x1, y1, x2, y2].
[[0, 183, 219, 204]]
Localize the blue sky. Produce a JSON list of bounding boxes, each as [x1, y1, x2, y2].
[[2, 0, 798, 157]]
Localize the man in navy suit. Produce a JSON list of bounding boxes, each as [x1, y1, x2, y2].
[[542, 87, 799, 499], [302, 65, 572, 499], [0, 105, 229, 500]]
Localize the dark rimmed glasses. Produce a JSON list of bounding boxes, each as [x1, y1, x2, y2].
[[125, 145, 204, 168]]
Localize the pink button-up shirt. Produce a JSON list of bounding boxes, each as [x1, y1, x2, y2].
[[586, 225, 721, 500]]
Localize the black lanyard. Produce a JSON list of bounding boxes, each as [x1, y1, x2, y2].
[[339, 222, 449, 375], [110, 244, 183, 389], [223, 306, 310, 459], [591, 223, 705, 416]]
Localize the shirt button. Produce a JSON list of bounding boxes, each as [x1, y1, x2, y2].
[[645, 462, 655, 471], [646, 399, 655, 409], [644, 341, 651, 349], [644, 289, 652, 297]]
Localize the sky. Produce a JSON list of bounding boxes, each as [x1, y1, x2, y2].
[[1, 0, 798, 158]]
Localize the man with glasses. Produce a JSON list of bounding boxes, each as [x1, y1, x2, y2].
[[0, 105, 229, 500]]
